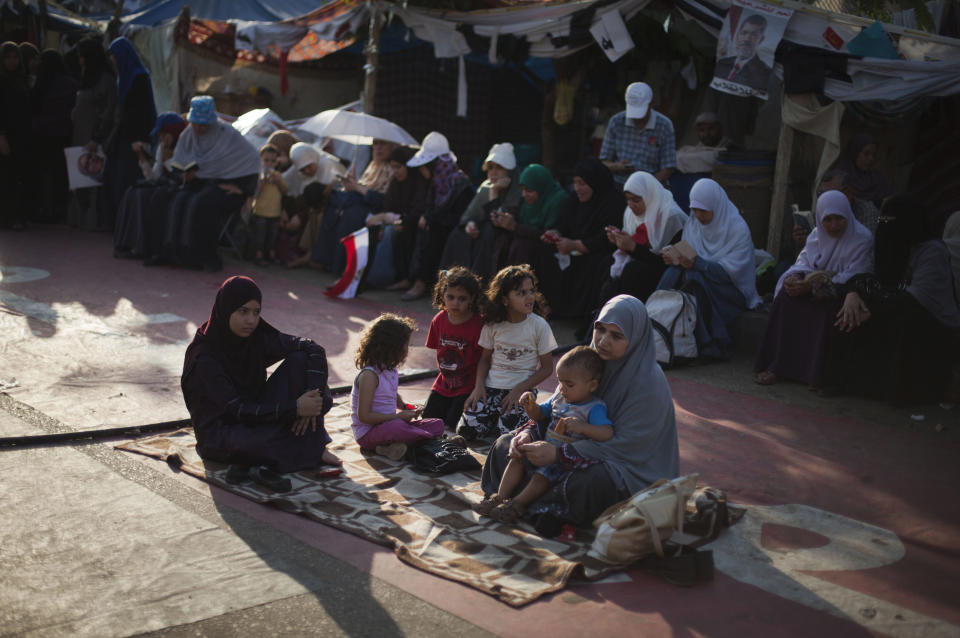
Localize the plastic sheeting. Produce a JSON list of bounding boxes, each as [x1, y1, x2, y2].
[[824, 58, 960, 101]]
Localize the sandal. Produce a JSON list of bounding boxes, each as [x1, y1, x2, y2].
[[754, 371, 777, 386], [489, 499, 526, 524], [474, 493, 506, 516]]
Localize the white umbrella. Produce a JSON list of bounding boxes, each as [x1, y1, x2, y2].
[[299, 109, 418, 146]]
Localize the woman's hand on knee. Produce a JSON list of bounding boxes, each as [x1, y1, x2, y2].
[[835, 291, 870, 332], [292, 415, 316, 436], [518, 441, 557, 467], [297, 389, 326, 417]]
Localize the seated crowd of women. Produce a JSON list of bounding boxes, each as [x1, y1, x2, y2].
[[116, 102, 959, 407], [755, 190, 960, 406]]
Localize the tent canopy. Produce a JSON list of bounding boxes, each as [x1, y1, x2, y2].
[[84, 0, 326, 26]]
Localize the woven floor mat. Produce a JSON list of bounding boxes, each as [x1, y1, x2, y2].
[[115, 404, 615, 607]]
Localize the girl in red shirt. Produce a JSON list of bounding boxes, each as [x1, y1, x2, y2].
[[423, 267, 484, 429]]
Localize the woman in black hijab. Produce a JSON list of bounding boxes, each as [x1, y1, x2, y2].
[[181, 276, 339, 484], [537, 158, 624, 325]]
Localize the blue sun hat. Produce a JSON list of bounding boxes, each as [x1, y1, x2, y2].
[[187, 95, 217, 125]]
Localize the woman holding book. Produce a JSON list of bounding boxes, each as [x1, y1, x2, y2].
[[150, 96, 261, 271], [754, 190, 873, 387], [655, 178, 761, 358]]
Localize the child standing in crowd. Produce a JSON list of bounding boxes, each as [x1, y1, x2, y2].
[[423, 267, 484, 430], [458, 265, 557, 441], [351, 314, 445, 460], [476, 346, 612, 523], [250, 144, 287, 266]]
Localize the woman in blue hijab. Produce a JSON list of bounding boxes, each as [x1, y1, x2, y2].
[[101, 37, 157, 230]]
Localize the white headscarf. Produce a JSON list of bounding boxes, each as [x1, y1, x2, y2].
[[574, 295, 679, 493], [684, 178, 761, 308], [776, 190, 874, 297], [282, 143, 344, 196], [172, 120, 261, 180], [622, 171, 688, 252]]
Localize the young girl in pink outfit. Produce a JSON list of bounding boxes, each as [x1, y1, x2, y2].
[[351, 313, 445, 460]]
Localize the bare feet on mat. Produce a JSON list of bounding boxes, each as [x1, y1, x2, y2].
[[322, 448, 343, 466], [375, 442, 407, 461]]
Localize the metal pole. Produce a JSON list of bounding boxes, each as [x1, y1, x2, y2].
[[767, 118, 794, 260], [362, 6, 383, 114]]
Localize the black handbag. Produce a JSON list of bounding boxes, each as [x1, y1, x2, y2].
[[405, 437, 481, 475]]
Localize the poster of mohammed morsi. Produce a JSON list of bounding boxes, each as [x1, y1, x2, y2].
[[710, 0, 793, 100]]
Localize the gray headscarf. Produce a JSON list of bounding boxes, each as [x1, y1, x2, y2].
[[573, 294, 679, 494], [172, 120, 262, 180]]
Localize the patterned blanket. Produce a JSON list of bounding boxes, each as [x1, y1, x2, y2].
[[116, 403, 615, 607]]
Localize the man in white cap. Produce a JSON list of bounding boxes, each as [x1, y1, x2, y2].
[[599, 82, 676, 187], [676, 112, 731, 174]]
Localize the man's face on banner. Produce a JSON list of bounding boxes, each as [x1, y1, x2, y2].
[[736, 19, 765, 59]]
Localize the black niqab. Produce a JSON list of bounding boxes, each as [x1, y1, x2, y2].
[[560, 157, 623, 238]]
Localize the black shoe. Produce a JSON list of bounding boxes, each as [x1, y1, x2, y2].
[[249, 466, 292, 492], [225, 464, 251, 485], [143, 255, 164, 267]]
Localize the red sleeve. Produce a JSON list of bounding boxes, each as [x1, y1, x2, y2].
[[425, 312, 443, 349]]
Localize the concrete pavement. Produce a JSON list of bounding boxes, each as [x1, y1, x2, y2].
[[2, 226, 959, 637]]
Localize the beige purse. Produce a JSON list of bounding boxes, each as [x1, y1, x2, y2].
[[588, 473, 699, 564]]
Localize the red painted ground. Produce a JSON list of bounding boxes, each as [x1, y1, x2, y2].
[[3, 227, 959, 637]]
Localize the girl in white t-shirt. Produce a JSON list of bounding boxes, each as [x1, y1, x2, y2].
[[458, 265, 557, 441]]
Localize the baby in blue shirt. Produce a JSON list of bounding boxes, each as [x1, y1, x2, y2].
[[476, 346, 613, 524]]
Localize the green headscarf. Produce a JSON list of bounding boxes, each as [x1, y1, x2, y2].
[[517, 164, 568, 230]]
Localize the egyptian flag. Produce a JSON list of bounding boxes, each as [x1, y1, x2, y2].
[[324, 228, 369, 299]]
